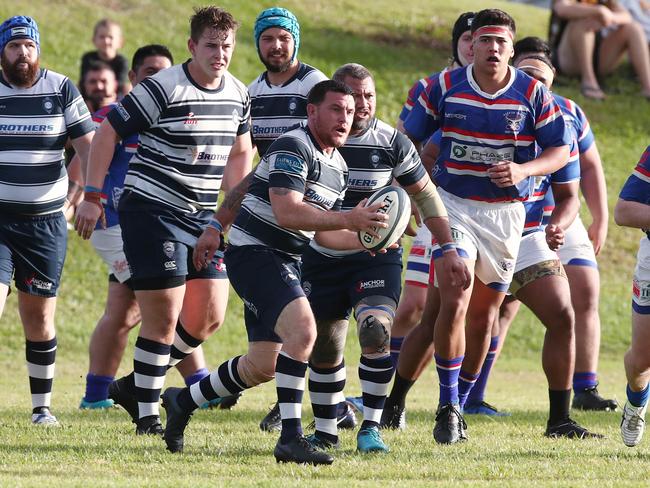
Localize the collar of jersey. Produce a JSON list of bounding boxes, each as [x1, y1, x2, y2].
[[466, 64, 516, 100]]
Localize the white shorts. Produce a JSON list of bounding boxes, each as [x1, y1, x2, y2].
[[90, 225, 131, 283], [515, 231, 559, 273], [557, 217, 597, 268], [433, 189, 525, 292], [633, 237, 650, 314], [404, 224, 433, 287]]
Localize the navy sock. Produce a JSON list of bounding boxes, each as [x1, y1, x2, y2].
[[184, 368, 209, 387], [435, 353, 462, 406], [627, 384, 650, 407], [458, 370, 479, 410], [389, 336, 404, 369], [467, 335, 499, 404], [573, 372, 598, 393], [84, 373, 114, 402], [277, 352, 308, 442]]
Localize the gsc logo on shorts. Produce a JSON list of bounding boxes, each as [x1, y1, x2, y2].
[[450, 141, 513, 164]]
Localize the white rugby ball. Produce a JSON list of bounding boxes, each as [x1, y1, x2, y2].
[[358, 186, 411, 252]]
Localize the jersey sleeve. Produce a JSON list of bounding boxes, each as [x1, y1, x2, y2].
[[238, 90, 251, 136], [266, 136, 311, 193], [398, 77, 428, 123], [403, 76, 442, 144], [532, 83, 571, 150], [106, 75, 168, 139], [61, 77, 94, 139], [392, 130, 426, 186], [619, 146, 650, 205], [574, 103, 595, 153]]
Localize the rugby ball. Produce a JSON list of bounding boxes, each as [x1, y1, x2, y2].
[[358, 186, 411, 252]]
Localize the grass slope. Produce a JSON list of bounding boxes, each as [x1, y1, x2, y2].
[[0, 0, 648, 485]]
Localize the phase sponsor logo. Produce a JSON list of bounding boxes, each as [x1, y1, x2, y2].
[[450, 141, 514, 164], [274, 153, 304, 174]]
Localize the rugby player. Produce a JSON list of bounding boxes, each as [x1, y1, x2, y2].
[[161, 79, 388, 465], [403, 8, 571, 444], [75, 7, 253, 435], [302, 63, 469, 454], [617, 146, 650, 447], [0, 15, 94, 424]]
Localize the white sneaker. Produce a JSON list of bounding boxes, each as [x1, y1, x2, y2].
[[31, 407, 59, 426], [621, 401, 647, 447]]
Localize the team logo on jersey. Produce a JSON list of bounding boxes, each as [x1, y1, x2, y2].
[[42, 97, 54, 114], [369, 150, 381, 168], [184, 112, 198, 125], [163, 241, 175, 259], [288, 97, 298, 115], [302, 280, 312, 297], [504, 111, 525, 133]]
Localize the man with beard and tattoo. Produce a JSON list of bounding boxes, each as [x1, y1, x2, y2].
[[0, 15, 95, 425], [300, 64, 469, 454]]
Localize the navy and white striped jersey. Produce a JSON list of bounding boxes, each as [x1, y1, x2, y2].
[[229, 125, 348, 258], [0, 69, 94, 215], [310, 117, 426, 257], [107, 61, 250, 213], [248, 63, 327, 157]]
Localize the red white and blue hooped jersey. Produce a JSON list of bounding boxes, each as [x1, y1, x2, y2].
[[619, 146, 650, 241], [93, 104, 139, 229], [527, 94, 594, 232], [403, 65, 570, 203], [398, 70, 443, 124]]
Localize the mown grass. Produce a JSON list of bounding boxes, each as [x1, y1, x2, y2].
[[0, 0, 648, 485]]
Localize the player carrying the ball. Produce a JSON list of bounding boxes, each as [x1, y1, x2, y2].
[[301, 63, 470, 455], [403, 8, 572, 444]]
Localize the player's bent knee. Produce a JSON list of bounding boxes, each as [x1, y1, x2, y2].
[[237, 354, 276, 387], [311, 319, 347, 366], [356, 304, 394, 355]]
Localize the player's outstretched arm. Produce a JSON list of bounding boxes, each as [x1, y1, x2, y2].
[[74, 119, 119, 239], [579, 144, 608, 254], [614, 199, 650, 230], [269, 188, 388, 232]]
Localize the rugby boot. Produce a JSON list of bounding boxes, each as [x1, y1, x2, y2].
[[79, 398, 115, 410], [31, 407, 59, 426], [305, 432, 340, 450], [357, 426, 389, 453], [161, 387, 193, 453], [544, 417, 604, 439], [274, 435, 334, 465], [336, 401, 357, 429], [108, 375, 139, 422], [135, 415, 164, 436], [260, 402, 282, 432], [379, 401, 406, 430], [433, 403, 467, 444], [345, 395, 364, 414], [620, 401, 647, 447], [572, 386, 618, 412], [463, 400, 511, 417]]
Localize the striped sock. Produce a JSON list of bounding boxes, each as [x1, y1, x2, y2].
[[184, 368, 209, 387], [467, 336, 499, 404], [309, 361, 345, 445], [276, 352, 308, 442], [458, 370, 480, 409], [389, 336, 404, 369], [573, 372, 598, 393], [627, 384, 650, 408], [359, 354, 393, 429], [177, 356, 246, 411], [168, 320, 202, 369], [84, 373, 114, 402], [133, 337, 170, 419], [26, 337, 57, 409], [435, 353, 463, 406]]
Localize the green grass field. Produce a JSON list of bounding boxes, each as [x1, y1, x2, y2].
[[0, 0, 649, 485]]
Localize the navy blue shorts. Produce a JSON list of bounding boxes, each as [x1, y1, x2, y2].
[[301, 247, 403, 321], [0, 212, 67, 297], [225, 245, 305, 343], [119, 197, 227, 290]]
